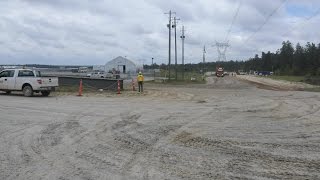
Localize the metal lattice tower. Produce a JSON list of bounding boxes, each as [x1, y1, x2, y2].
[[213, 41, 230, 61]]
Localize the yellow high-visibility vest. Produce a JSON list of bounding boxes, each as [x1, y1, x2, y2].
[[137, 75, 144, 82]]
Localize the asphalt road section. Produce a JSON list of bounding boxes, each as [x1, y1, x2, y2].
[[0, 76, 320, 179]]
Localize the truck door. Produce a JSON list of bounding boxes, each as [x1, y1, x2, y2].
[[6, 70, 16, 89], [0, 71, 8, 89], [0, 70, 14, 90]]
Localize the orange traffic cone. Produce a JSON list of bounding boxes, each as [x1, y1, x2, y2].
[[132, 79, 136, 91], [78, 79, 83, 96], [117, 80, 121, 94]]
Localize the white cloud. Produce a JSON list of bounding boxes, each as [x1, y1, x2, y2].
[[0, 0, 320, 65]]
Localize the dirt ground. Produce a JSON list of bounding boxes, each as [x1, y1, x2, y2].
[[236, 75, 315, 91], [0, 76, 320, 179]]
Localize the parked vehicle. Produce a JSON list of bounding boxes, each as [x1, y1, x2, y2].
[[0, 69, 58, 97], [257, 71, 273, 76], [87, 71, 112, 78], [237, 70, 246, 75], [78, 67, 88, 73], [216, 67, 224, 77]]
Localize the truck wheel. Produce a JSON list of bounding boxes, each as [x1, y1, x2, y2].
[[41, 91, 50, 97], [5, 91, 11, 94], [23, 86, 33, 97]]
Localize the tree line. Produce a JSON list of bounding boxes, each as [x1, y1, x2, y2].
[[244, 41, 320, 76], [144, 41, 320, 76]]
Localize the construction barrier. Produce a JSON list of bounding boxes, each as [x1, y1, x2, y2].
[[58, 77, 123, 91]]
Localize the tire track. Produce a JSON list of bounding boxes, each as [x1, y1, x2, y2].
[[172, 131, 320, 179]]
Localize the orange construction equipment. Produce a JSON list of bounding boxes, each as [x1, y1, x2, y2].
[[78, 79, 83, 96]]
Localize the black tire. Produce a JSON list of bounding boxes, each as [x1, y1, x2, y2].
[[5, 91, 11, 94], [23, 86, 33, 97], [41, 91, 51, 97]]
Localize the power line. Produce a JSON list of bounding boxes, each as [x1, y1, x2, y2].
[[244, 4, 320, 59], [282, 7, 320, 37], [245, 0, 288, 43], [225, 0, 242, 42], [212, 0, 242, 62]]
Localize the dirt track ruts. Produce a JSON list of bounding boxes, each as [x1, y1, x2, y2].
[[0, 76, 320, 179]]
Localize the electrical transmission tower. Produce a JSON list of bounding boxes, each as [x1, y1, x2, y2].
[[213, 41, 230, 61]]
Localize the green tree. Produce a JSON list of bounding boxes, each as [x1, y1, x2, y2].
[[279, 41, 294, 74], [293, 43, 305, 75]]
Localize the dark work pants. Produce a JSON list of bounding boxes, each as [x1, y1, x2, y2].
[[138, 81, 143, 92]]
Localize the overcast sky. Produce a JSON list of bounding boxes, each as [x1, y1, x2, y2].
[[1, 0, 320, 65]]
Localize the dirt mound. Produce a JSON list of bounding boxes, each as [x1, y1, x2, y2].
[[236, 75, 315, 91]]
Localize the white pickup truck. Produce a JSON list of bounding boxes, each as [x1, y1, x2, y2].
[[0, 69, 59, 97]]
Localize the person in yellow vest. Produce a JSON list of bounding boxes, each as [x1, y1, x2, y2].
[[137, 72, 144, 92]]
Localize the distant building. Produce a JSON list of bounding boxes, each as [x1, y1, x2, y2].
[[90, 56, 142, 79], [1, 65, 22, 69], [105, 56, 137, 74]]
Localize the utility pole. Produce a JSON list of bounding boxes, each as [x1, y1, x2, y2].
[[180, 26, 185, 80], [172, 16, 180, 81], [152, 57, 155, 80], [203, 45, 206, 75], [165, 10, 175, 81]]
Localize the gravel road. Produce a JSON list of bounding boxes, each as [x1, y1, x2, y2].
[[0, 76, 320, 179]]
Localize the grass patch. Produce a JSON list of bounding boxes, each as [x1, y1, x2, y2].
[[267, 75, 320, 86], [152, 70, 206, 84], [268, 76, 305, 82], [146, 79, 206, 85], [304, 87, 320, 92], [56, 85, 104, 93], [56, 85, 78, 92], [304, 76, 320, 86]]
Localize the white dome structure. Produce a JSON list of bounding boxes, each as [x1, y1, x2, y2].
[[105, 56, 137, 74]]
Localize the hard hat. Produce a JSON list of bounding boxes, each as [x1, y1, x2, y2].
[[139, 72, 142, 74]]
